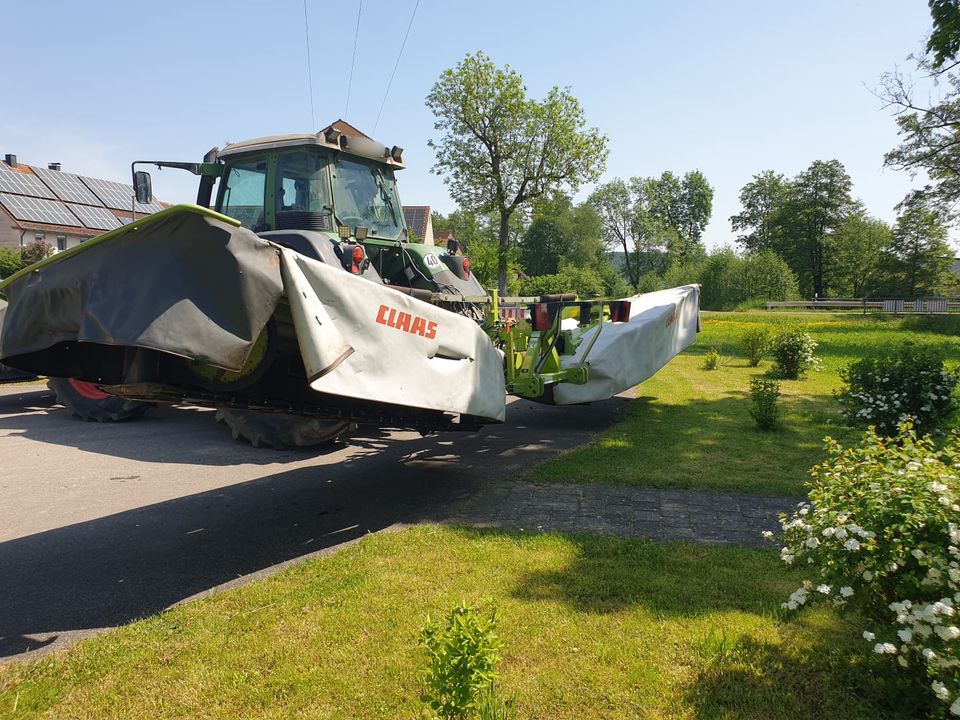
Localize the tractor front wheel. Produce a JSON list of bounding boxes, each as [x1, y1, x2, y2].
[[47, 378, 151, 422], [215, 409, 352, 450]]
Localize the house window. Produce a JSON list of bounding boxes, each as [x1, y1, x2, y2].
[[56, 236, 66, 252], [34, 233, 44, 243]]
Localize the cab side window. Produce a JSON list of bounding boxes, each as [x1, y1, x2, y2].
[[221, 161, 266, 231]]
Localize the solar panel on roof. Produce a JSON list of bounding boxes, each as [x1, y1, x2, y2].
[[66, 203, 122, 231], [79, 175, 164, 214], [0, 164, 56, 199], [0, 193, 79, 226], [33, 167, 103, 206]]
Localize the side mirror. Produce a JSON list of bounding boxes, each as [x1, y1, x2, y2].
[[133, 171, 153, 205]]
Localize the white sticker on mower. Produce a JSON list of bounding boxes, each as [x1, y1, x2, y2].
[[276, 247, 506, 422], [424, 253, 441, 268]]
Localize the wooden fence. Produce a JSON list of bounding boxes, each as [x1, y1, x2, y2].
[[765, 298, 960, 314]]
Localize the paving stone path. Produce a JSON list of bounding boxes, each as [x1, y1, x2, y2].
[[446, 480, 803, 548]]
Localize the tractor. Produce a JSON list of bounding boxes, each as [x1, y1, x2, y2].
[[0, 123, 699, 448]]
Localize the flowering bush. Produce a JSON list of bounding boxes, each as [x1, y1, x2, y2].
[[702, 347, 724, 370], [770, 327, 820, 379], [837, 345, 958, 436], [768, 424, 960, 715], [740, 326, 772, 367], [749, 377, 781, 430]]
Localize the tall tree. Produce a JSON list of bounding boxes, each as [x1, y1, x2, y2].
[[645, 171, 713, 264], [730, 170, 789, 251], [831, 214, 892, 297], [883, 193, 955, 296], [880, 1, 960, 216], [426, 52, 608, 294], [772, 160, 859, 297]]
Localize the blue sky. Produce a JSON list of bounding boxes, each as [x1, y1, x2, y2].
[[0, 0, 944, 248]]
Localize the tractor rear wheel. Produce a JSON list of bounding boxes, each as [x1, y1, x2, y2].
[[215, 409, 352, 450], [47, 378, 151, 422]]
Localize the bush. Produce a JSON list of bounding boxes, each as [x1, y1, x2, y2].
[[636, 270, 664, 294], [0, 247, 25, 279], [702, 347, 723, 370], [769, 424, 960, 716], [20, 239, 53, 265], [771, 327, 819, 379], [520, 265, 605, 298], [420, 602, 503, 720], [740, 327, 772, 367], [838, 346, 959, 436], [739, 249, 799, 302], [749, 378, 781, 430]]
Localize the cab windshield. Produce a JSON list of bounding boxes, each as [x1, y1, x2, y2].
[[331, 156, 403, 239]]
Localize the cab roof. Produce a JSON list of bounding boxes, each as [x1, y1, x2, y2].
[[218, 128, 405, 169]]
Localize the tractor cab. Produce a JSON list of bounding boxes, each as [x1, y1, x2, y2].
[[137, 125, 482, 298]]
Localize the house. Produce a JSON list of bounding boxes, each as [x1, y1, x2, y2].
[[435, 229, 458, 254], [403, 205, 434, 245], [0, 154, 166, 252]]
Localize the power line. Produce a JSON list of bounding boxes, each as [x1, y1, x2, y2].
[[345, 0, 362, 119], [303, 0, 316, 129], [372, 0, 420, 134]]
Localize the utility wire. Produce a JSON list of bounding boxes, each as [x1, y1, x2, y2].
[[303, 0, 316, 129], [345, 0, 362, 119], [372, 0, 420, 134]]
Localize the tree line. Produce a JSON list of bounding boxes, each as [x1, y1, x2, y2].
[[426, 51, 958, 309]]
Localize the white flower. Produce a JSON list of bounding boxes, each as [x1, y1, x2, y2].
[[817, 584, 831, 595], [761, 530, 774, 540], [844, 538, 861, 551], [835, 527, 848, 540], [913, 549, 926, 560], [863, 570, 874, 581], [924, 648, 938, 661], [898, 628, 913, 642], [951, 697, 960, 715], [936, 626, 960, 641], [822, 527, 835, 538], [863, 630, 876, 641], [840, 586, 854, 598], [806, 537, 820, 549], [874, 642, 898, 654], [933, 680, 951, 701]]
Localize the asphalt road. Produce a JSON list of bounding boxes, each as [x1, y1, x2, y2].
[[0, 382, 629, 661]]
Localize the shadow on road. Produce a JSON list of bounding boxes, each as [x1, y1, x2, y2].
[[0, 394, 630, 660]]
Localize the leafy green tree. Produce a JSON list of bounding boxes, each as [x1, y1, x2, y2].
[[642, 171, 712, 265], [520, 265, 606, 297], [831, 214, 892, 297], [730, 170, 789, 251], [882, 193, 955, 296], [426, 52, 608, 295], [590, 171, 712, 287], [772, 160, 859, 297], [927, 0, 960, 70], [739, 249, 799, 302]]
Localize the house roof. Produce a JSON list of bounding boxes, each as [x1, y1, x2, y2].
[[403, 206, 430, 240], [435, 230, 455, 242], [0, 158, 167, 236]]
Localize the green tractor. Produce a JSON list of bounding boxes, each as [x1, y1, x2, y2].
[[0, 123, 700, 449]]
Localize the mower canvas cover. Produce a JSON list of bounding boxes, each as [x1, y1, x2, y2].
[[552, 285, 700, 405]]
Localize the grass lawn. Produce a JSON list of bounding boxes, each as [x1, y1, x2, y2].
[[527, 311, 960, 496], [0, 526, 924, 719]]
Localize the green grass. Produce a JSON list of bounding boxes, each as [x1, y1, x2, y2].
[[0, 526, 925, 719], [528, 311, 960, 496]]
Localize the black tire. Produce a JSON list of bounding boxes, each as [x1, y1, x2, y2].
[[215, 409, 352, 450], [47, 377, 151, 422]]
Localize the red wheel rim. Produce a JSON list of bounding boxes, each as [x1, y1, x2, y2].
[[67, 378, 110, 401]]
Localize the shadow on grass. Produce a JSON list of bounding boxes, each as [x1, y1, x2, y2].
[[509, 532, 789, 616], [499, 528, 927, 719], [689, 633, 933, 720]]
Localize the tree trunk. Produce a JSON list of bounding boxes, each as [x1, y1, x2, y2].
[[497, 210, 511, 296]]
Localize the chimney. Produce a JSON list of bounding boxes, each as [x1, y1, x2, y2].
[[48, 162, 61, 171], [4, 154, 16, 168]]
